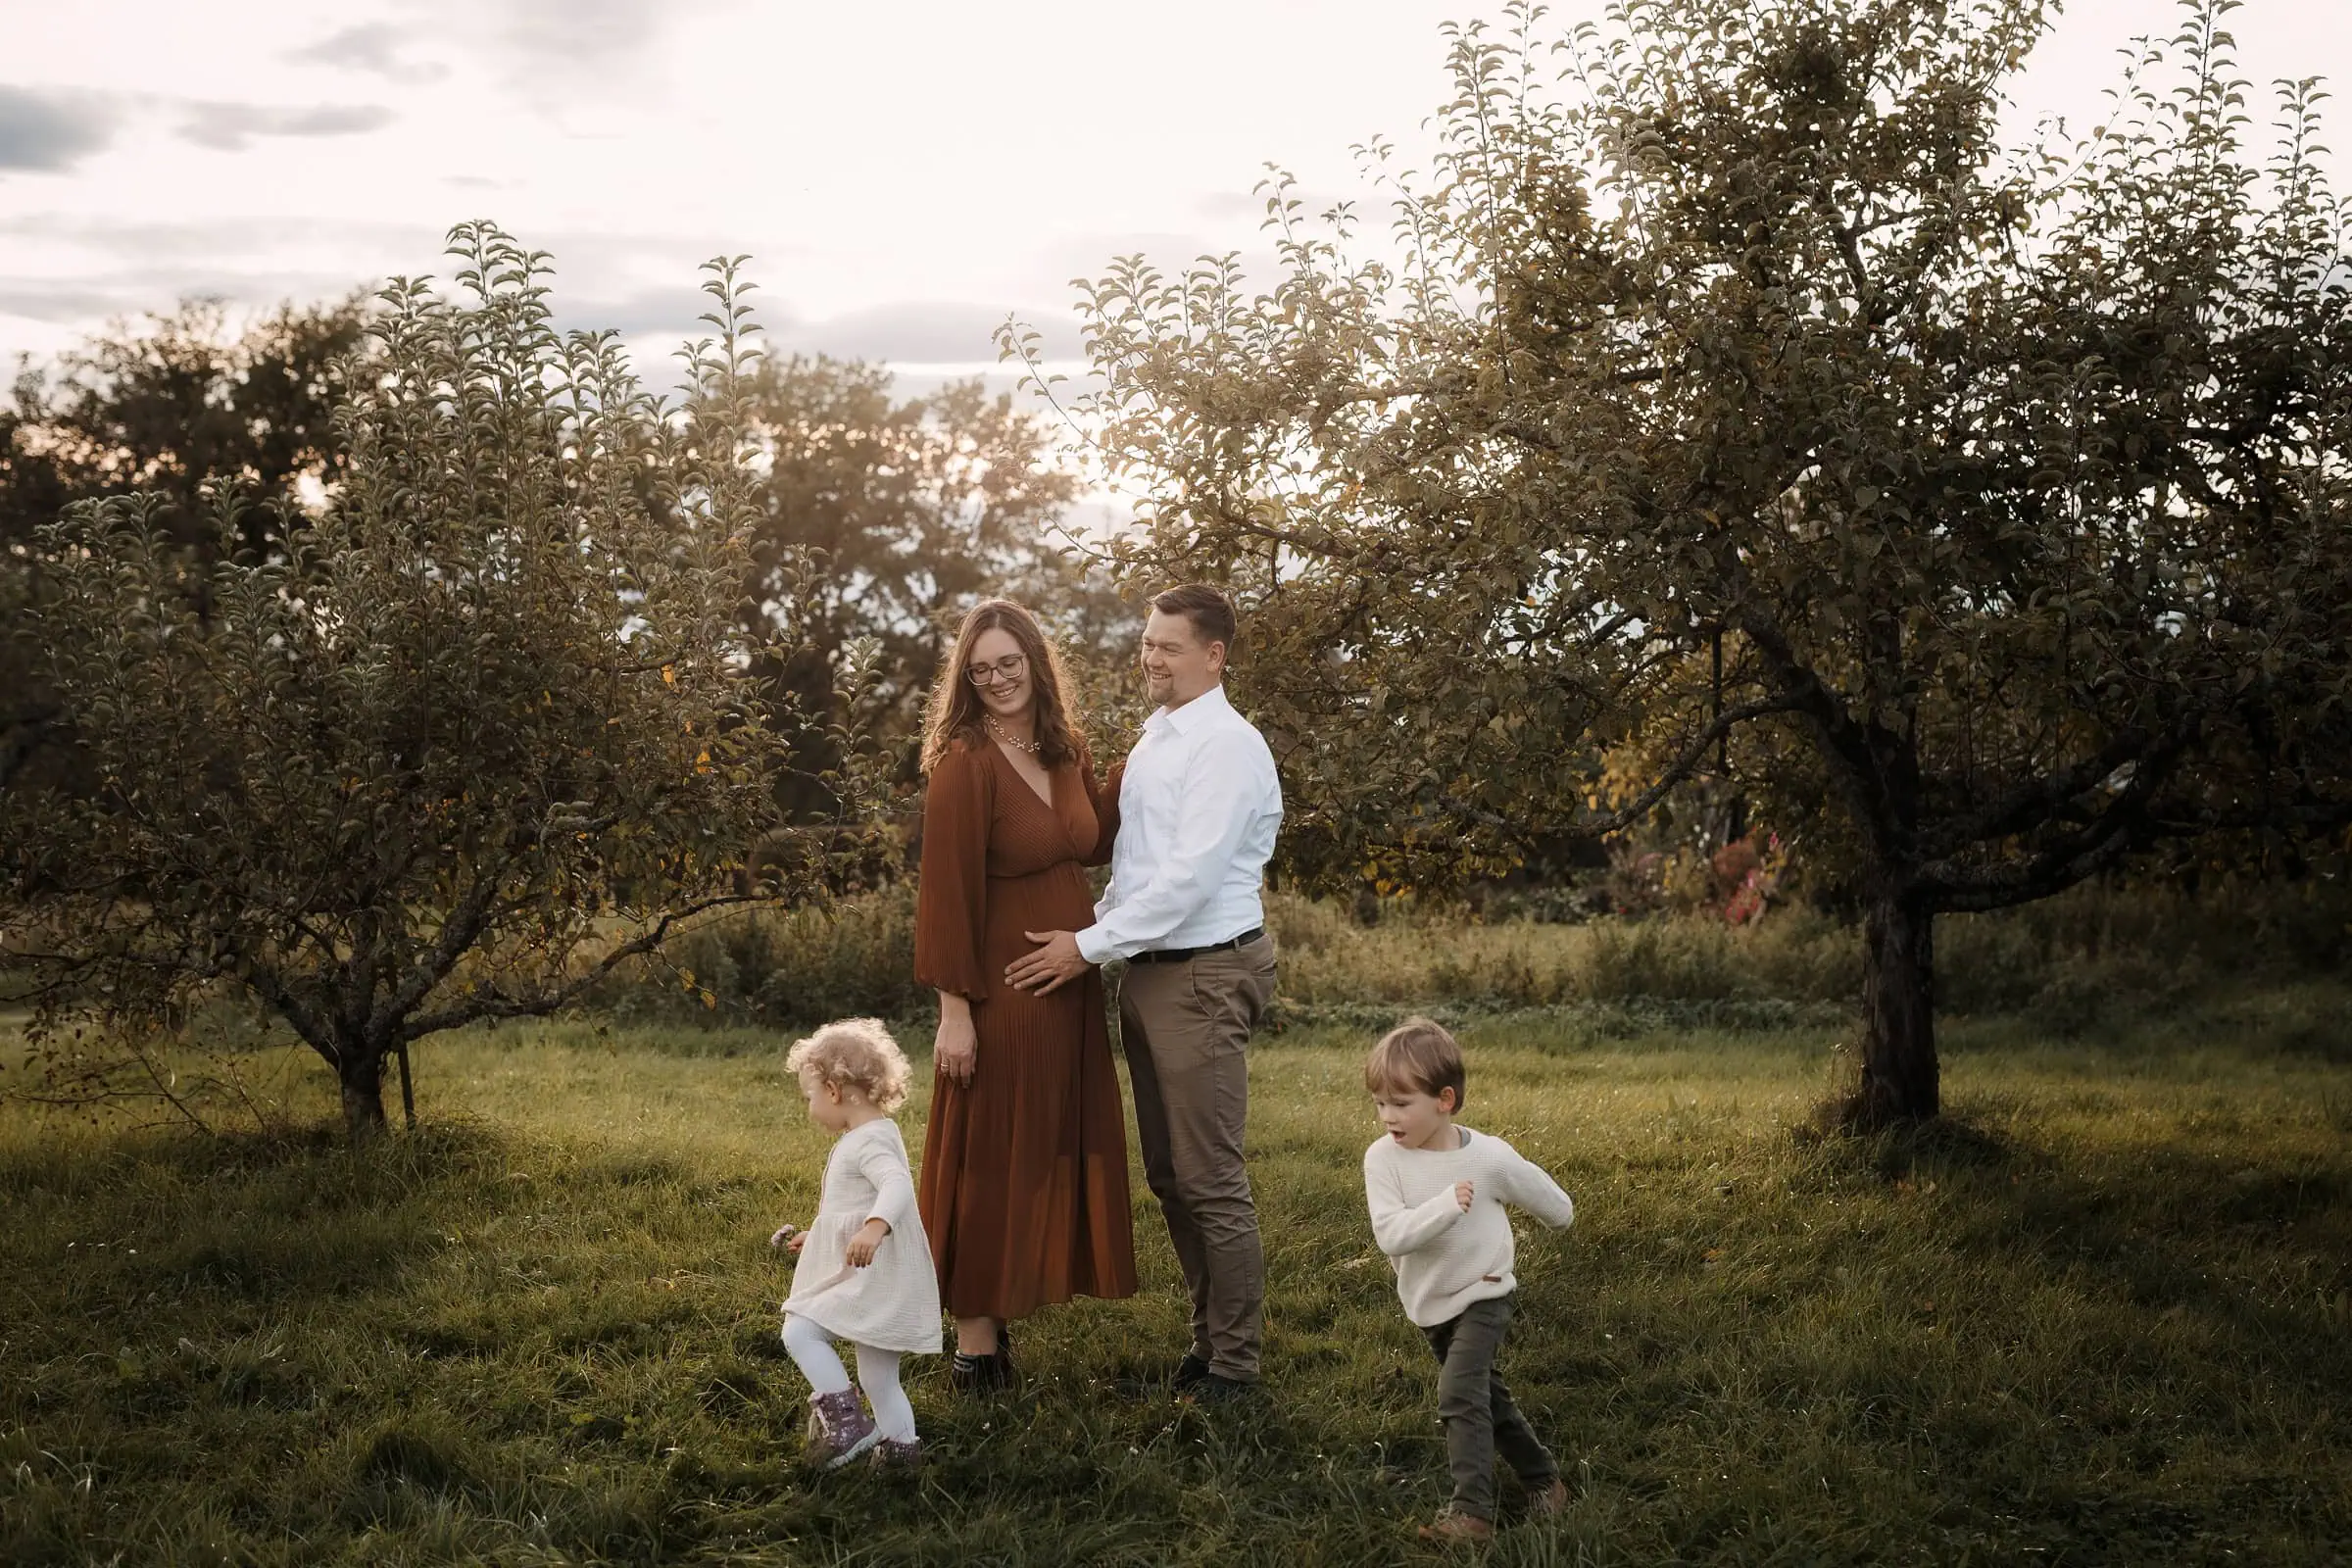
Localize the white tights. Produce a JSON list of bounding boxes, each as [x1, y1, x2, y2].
[[780, 1313, 915, 1442]]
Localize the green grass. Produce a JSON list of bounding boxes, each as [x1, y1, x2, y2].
[[3, 988, 2349, 1566]]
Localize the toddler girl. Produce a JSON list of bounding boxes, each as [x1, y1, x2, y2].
[[768, 1018, 941, 1467]]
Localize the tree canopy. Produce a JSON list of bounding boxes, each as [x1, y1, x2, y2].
[[735, 356, 1127, 812], [2, 226, 856, 1139], [3, 300, 1119, 814], [1, 295, 366, 791], [1024, 0, 2352, 1124]]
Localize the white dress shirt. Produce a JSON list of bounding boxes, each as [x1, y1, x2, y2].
[[1075, 684, 1283, 964]]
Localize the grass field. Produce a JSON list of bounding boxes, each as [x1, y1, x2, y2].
[[3, 985, 2349, 1566]]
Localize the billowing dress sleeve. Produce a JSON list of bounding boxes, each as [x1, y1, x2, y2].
[[913, 743, 993, 1001], [1082, 757, 1123, 867]]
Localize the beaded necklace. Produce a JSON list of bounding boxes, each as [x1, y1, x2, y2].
[[985, 714, 1042, 756]]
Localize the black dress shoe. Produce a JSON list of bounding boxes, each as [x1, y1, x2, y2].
[[1189, 1372, 1258, 1404], [1171, 1352, 1213, 1391], [950, 1343, 1012, 1394]]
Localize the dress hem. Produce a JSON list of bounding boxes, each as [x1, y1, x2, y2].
[[943, 1280, 1143, 1322]]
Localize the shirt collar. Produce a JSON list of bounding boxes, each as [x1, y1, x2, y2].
[[1151, 682, 1232, 737]]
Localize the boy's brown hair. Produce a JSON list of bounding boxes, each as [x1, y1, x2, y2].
[[1364, 1015, 1467, 1110]]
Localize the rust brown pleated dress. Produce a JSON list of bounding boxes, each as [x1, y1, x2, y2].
[[913, 736, 1139, 1322]]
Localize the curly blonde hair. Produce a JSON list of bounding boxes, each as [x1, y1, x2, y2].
[[785, 1017, 912, 1112]]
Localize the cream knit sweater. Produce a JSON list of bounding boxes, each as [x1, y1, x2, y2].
[[1362, 1126, 1576, 1327]]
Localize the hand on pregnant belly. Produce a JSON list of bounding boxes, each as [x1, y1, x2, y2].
[[1005, 928, 1089, 994]]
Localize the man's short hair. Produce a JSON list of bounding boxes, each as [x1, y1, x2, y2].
[[1152, 583, 1238, 656], [1364, 1015, 1467, 1109]]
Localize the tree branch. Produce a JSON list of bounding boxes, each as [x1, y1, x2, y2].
[[1914, 725, 2200, 910], [1443, 691, 1801, 840], [1922, 722, 2186, 858], [397, 891, 767, 1040], [1730, 602, 1912, 854]]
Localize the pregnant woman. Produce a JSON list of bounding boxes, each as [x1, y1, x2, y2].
[[913, 598, 1138, 1390]]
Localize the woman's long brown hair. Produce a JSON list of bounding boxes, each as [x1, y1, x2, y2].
[[920, 599, 1085, 773]]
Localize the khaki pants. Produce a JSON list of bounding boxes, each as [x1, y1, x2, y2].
[[1116, 933, 1277, 1382]]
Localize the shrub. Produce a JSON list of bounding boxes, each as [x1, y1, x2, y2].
[[593, 874, 2352, 1030], [593, 886, 924, 1028]]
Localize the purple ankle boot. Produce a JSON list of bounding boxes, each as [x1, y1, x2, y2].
[[806, 1388, 879, 1469], [869, 1436, 922, 1469]]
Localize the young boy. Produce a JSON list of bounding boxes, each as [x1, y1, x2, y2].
[[1362, 1016, 1577, 1543]]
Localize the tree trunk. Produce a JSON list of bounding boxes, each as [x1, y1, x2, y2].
[[1851, 889, 1939, 1127], [336, 1039, 389, 1142]]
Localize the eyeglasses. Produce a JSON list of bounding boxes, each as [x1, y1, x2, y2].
[[965, 653, 1029, 687]]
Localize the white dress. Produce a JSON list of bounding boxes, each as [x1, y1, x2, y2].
[[783, 1117, 942, 1354]]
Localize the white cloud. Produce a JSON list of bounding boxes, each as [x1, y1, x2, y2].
[[174, 102, 400, 153], [491, 0, 681, 67], [285, 23, 451, 85], [0, 0, 2345, 376], [0, 86, 117, 172]]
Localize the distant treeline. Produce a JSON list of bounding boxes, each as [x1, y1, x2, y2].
[[0, 296, 1138, 814]]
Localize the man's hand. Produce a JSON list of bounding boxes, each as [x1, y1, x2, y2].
[[845, 1217, 891, 1267], [1005, 929, 1090, 995], [1454, 1180, 1476, 1211]]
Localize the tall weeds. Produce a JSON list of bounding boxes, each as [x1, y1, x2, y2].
[[585, 877, 2352, 1030]]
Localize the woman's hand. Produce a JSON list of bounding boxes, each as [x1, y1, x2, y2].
[[1454, 1180, 1476, 1211], [935, 996, 978, 1086], [845, 1217, 891, 1267], [786, 1232, 808, 1254], [769, 1222, 799, 1250]]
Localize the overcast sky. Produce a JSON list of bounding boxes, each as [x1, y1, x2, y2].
[[3, 0, 2347, 390]]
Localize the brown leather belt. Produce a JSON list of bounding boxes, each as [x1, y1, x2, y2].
[[1127, 927, 1265, 964]]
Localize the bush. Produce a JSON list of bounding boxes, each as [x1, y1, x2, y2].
[[1272, 877, 2352, 1020], [587, 874, 2352, 1030], [1936, 876, 2352, 1024], [592, 887, 924, 1029]]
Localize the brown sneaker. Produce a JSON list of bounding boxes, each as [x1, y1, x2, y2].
[[1526, 1478, 1569, 1517], [1416, 1508, 1495, 1544]]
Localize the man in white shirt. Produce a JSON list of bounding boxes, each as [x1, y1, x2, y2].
[[1005, 584, 1283, 1397]]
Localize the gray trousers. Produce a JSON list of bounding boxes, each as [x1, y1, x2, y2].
[[1117, 934, 1277, 1382], [1423, 1294, 1558, 1520]]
